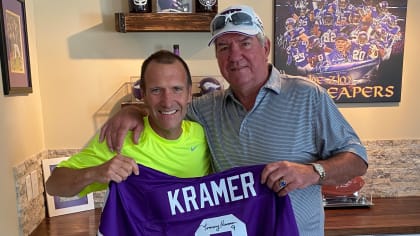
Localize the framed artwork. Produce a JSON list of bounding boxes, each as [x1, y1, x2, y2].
[[42, 157, 95, 217], [0, 0, 32, 95], [274, 0, 407, 103]]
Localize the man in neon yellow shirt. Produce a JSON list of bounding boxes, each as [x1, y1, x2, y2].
[[46, 50, 211, 197]]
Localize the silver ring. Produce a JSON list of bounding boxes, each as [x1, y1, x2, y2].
[[278, 179, 287, 189]]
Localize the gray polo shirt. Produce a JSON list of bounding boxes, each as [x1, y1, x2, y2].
[[188, 65, 367, 235]]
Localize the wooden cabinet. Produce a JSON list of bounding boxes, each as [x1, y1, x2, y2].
[[115, 12, 216, 32]]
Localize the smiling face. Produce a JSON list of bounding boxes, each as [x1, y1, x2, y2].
[[335, 38, 348, 53], [142, 60, 192, 140], [214, 33, 270, 95]]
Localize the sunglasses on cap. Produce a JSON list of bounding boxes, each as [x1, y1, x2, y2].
[[211, 8, 263, 34]]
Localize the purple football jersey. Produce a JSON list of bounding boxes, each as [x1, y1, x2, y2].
[[98, 164, 299, 236]]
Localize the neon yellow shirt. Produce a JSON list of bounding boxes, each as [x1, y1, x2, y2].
[[58, 117, 211, 196]]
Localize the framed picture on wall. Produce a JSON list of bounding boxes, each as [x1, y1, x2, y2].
[[273, 0, 408, 103], [0, 0, 32, 95], [42, 157, 95, 217]]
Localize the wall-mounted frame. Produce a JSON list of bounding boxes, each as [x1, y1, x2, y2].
[[273, 0, 407, 103], [0, 0, 32, 95], [42, 157, 95, 217]]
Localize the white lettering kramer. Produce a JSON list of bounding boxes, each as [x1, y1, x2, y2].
[[167, 172, 257, 216]]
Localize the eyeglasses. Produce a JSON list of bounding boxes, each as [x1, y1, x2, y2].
[[211, 9, 259, 33]]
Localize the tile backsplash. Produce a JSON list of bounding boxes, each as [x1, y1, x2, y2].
[[13, 149, 105, 236], [360, 140, 420, 197]]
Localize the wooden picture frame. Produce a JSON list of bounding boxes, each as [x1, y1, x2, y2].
[[0, 0, 32, 95], [42, 157, 95, 217]]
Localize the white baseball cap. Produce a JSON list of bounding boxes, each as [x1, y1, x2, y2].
[[208, 5, 265, 46]]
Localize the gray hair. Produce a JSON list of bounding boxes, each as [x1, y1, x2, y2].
[[213, 32, 267, 50], [256, 32, 267, 46]]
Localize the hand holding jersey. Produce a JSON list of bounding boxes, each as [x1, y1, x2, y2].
[[45, 154, 139, 197], [91, 154, 139, 184], [261, 160, 321, 197]]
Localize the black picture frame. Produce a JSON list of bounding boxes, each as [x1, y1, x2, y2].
[[0, 0, 32, 95]]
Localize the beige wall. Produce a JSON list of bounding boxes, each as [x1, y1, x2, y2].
[[0, 0, 44, 234], [1, 0, 419, 235]]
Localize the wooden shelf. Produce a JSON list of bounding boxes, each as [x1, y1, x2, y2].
[[115, 12, 216, 32]]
